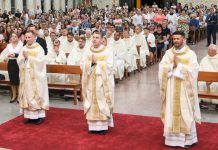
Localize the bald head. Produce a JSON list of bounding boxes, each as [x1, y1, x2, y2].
[[208, 44, 217, 57]]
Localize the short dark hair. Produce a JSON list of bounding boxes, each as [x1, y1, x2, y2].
[[25, 30, 35, 36], [93, 30, 102, 38], [67, 32, 74, 37], [173, 31, 185, 38]]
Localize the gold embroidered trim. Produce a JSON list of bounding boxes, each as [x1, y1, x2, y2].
[[172, 46, 189, 56], [26, 43, 40, 49], [172, 77, 182, 133], [160, 65, 169, 124], [90, 46, 106, 53]]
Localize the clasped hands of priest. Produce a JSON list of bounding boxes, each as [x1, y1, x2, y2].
[[173, 54, 180, 69]]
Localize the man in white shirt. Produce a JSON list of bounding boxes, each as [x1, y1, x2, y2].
[[144, 27, 156, 64], [166, 8, 178, 34], [132, 9, 144, 26]]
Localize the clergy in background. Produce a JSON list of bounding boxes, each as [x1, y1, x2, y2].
[[159, 31, 201, 148], [46, 39, 67, 83], [17, 30, 49, 125], [85, 29, 92, 48], [81, 31, 114, 135], [58, 29, 68, 44], [132, 25, 150, 69], [60, 32, 78, 54], [199, 44, 218, 109], [67, 36, 87, 83], [123, 30, 138, 72], [112, 32, 127, 80]]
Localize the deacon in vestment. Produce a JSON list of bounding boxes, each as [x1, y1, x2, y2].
[[81, 31, 114, 135], [111, 32, 127, 80], [159, 31, 201, 148], [17, 31, 49, 125], [199, 44, 218, 109], [46, 39, 67, 83]]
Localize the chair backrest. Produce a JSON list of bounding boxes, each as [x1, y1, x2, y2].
[[198, 71, 218, 82], [46, 64, 82, 75], [0, 62, 7, 71]]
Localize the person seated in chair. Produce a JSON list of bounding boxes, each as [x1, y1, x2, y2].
[[199, 44, 218, 110]]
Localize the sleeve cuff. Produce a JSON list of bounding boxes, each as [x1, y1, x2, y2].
[[173, 63, 184, 79]]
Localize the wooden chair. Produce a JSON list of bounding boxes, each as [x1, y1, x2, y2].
[[198, 71, 218, 99], [47, 65, 82, 105], [0, 63, 83, 105], [0, 42, 7, 53]]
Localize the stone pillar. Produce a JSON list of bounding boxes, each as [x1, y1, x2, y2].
[[67, 0, 73, 10], [27, 0, 35, 15], [0, 0, 3, 12], [16, 0, 23, 12], [53, 0, 61, 11], [44, 0, 51, 12], [4, 0, 11, 12], [35, 0, 41, 10], [61, 0, 66, 12]]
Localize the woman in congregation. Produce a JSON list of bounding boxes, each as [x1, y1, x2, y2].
[[0, 33, 23, 103]]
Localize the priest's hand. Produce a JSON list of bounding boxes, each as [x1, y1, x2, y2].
[[23, 51, 28, 59], [92, 55, 97, 64], [206, 82, 212, 87], [173, 55, 180, 68]]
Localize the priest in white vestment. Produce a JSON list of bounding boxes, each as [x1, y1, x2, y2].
[[58, 29, 68, 44], [17, 31, 49, 125], [105, 30, 113, 48], [85, 29, 93, 48], [81, 31, 114, 135], [132, 25, 150, 68], [199, 44, 218, 108], [111, 32, 127, 80], [159, 31, 201, 148], [46, 39, 67, 83], [47, 32, 57, 52], [67, 37, 88, 83], [60, 32, 78, 54], [123, 30, 139, 72]]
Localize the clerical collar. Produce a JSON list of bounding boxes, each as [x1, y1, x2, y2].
[[26, 42, 39, 49], [90, 45, 106, 53], [172, 45, 189, 55]]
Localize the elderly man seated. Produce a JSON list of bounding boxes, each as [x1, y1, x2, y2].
[[199, 44, 218, 109]]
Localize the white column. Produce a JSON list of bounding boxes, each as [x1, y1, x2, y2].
[[0, 0, 3, 12], [27, 0, 35, 14], [16, 0, 23, 11], [75, 0, 79, 7], [44, 0, 51, 12], [61, 0, 66, 12], [35, 0, 41, 10], [4, 0, 11, 12], [67, 0, 73, 9], [54, 0, 61, 11]]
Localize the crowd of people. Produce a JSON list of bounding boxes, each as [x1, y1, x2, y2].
[[0, 2, 217, 148]]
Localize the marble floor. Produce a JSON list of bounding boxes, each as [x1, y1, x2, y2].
[[0, 36, 218, 125]]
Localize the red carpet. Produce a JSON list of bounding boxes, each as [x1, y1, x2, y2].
[[0, 108, 217, 150]]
